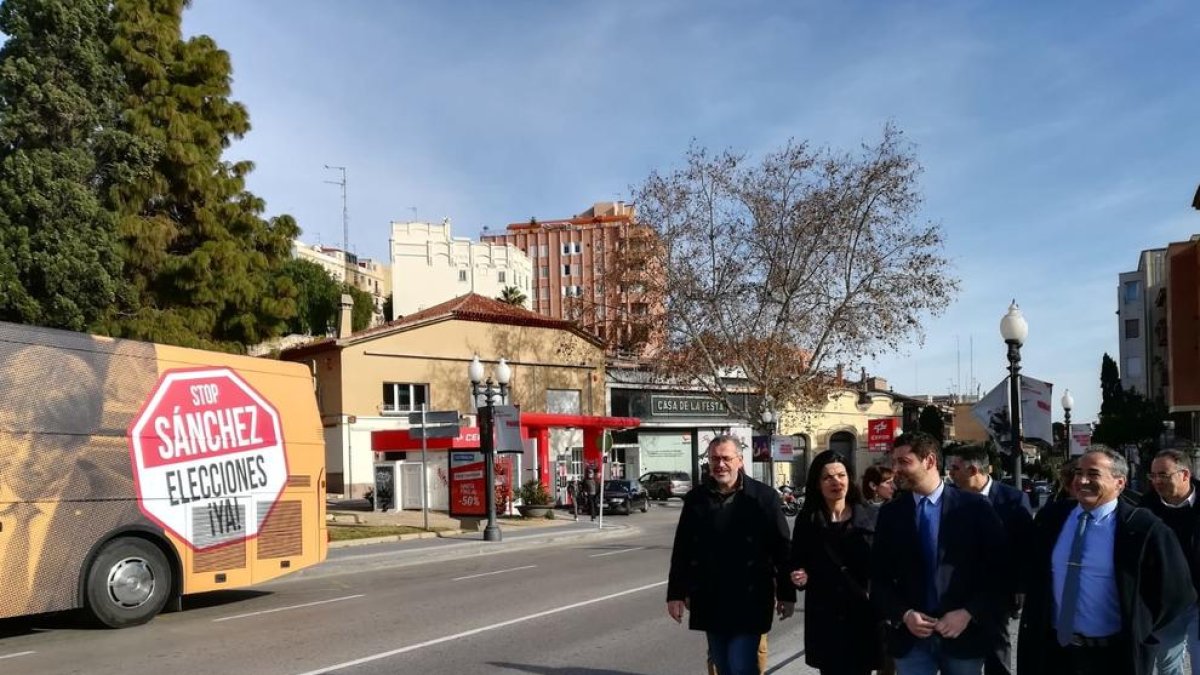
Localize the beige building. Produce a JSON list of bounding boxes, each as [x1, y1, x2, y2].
[[292, 240, 392, 326], [777, 387, 903, 486], [280, 293, 604, 498], [390, 220, 533, 319]]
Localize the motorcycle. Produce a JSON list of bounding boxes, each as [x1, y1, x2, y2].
[[778, 484, 800, 517]]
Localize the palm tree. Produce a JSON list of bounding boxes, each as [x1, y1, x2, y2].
[[497, 286, 527, 307]]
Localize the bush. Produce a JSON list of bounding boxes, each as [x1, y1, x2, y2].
[[517, 479, 553, 505]]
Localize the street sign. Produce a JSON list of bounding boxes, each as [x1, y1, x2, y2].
[[408, 411, 460, 425], [406, 409, 461, 439], [128, 367, 287, 551], [409, 424, 462, 439]]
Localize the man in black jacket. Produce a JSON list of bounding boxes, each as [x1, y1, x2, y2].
[[872, 432, 1006, 675], [1017, 446, 1194, 675], [1139, 448, 1200, 675], [946, 444, 1034, 675], [666, 435, 794, 675]]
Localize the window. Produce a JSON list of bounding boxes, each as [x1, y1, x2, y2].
[[561, 241, 581, 255], [540, 286, 549, 299], [498, 271, 506, 284], [382, 383, 429, 413], [1124, 280, 1140, 304], [1126, 356, 1143, 378], [540, 266, 548, 278], [561, 285, 582, 298], [458, 269, 467, 282], [1125, 319, 1140, 339], [562, 264, 572, 276]]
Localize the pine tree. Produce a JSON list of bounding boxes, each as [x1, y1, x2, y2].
[[0, 0, 132, 330], [101, 0, 298, 351]]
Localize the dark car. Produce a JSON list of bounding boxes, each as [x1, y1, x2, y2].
[[638, 471, 693, 500], [603, 480, 650, 515]]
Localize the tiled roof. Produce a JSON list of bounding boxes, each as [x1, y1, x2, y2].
[[280, 293, 599, 359]]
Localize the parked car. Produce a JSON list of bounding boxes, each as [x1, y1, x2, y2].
[[603, 480, 650, 515], [638, 471, 693, 500]]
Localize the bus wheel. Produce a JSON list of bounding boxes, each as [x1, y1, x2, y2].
[[85, 538, 172, 628]]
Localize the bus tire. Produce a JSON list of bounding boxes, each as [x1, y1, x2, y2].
[[85, 537, 172, 628]]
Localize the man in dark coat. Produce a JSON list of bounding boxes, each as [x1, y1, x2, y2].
[[1017, 446, 1195, 675], [667, 435, 795, 675], [946, 444, 1034, 675], [1138, 448, 1200, 675], [871, 432, 1006, 675]]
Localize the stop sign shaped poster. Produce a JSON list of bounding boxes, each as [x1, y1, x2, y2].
[[128, 367, 289, 550]]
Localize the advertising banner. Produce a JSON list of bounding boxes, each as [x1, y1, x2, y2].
[[447, 451, 515, 517], [1069, 423, 1092, 457], [867, 418, 897, 453], [492, 405, 523, 453], [771, 436, 795, 462], [970, 376, 1055, 448], [449, 451, 485, 517]]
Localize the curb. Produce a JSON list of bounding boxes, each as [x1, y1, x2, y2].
[[329, 529, 464, 548]]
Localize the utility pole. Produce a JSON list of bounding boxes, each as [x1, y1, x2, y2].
[[324, 165, 349, 285]]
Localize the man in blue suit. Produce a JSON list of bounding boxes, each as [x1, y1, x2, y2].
[[946, 444, 1034, 675], [872, 432, 1006, 675]]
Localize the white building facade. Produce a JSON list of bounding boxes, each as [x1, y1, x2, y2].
[[1117, 248, 1167, 397], [389, 219, 533, 318]]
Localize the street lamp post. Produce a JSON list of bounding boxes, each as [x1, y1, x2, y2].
[[761, 407, 777, 486], [1061, 389, 1074, 459], [1000, 301, 1029, 490], [468, 355, 511, 542]]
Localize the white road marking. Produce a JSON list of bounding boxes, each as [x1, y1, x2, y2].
[[213, 594, 365, 622], [589, 547, 646, 558], [451, 564, 536, 581], [291, 580, 668, 675], [0, 651, 35, 661]]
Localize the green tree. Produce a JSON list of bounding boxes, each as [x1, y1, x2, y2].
[[1093, 352, 1166, 459], [918, 405, 945, 443], [101, 0, 298, 351], [0, 0, 134, 330], [280, 259, 339, 335], [497, 285, 527, 306], [382, 293, 394, 321]]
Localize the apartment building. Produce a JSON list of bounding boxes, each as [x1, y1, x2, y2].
[[389, 219, 533, 319], [1117, 248, 1166, 397], [480, 202, 657, 355], [293, 240, 392, 326], [1166, 235, 1200, 441]]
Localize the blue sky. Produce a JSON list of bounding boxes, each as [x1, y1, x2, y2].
[[183, 0, 1200, 424]]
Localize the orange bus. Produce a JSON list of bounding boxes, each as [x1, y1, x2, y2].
[[0, 321, 327, 627]]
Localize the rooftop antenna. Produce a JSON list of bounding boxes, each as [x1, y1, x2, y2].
[[324, 165, 348, 283]]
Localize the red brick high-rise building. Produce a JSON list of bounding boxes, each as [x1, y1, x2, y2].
[[481, 202, 657, 356]]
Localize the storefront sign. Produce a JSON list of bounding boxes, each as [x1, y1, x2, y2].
[[867, 418, 897, 453], [649, 395, 727, 417]]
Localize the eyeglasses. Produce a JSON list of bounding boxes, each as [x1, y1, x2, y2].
[[1149, 469, 1185, 481], [709, 456, 740, 466]]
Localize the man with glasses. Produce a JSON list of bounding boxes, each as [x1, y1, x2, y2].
[[666, 435, 795, 675], [1017, 446, 1194, 675], [1139, 449, 1200, 675]]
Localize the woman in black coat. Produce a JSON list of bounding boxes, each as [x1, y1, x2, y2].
[[790, 451, 882, 675]]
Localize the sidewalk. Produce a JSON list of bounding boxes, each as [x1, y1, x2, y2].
[[326, 500, 600, 547]]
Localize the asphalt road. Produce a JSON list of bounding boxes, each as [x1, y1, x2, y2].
[[0, 504, 813, 675]]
